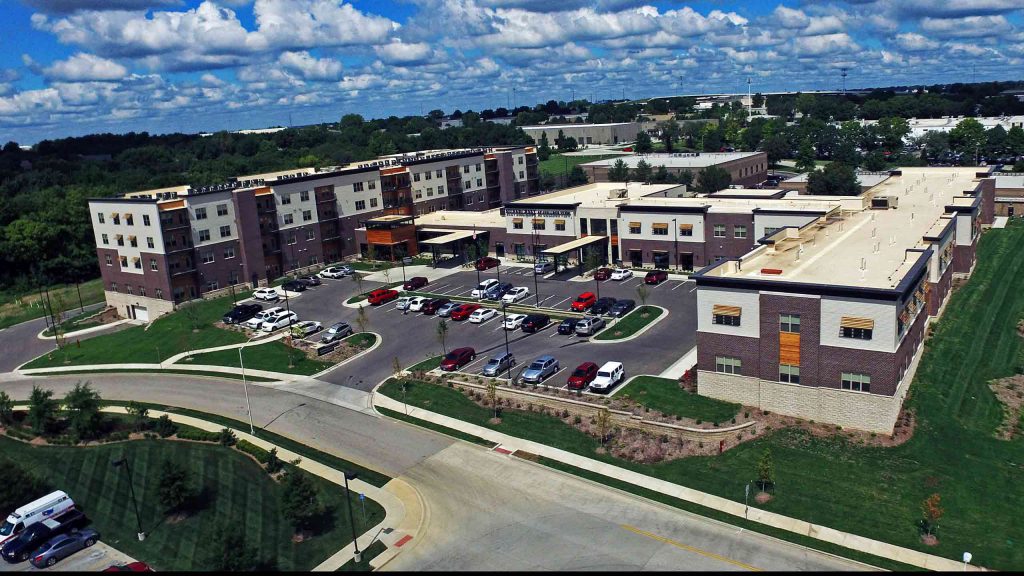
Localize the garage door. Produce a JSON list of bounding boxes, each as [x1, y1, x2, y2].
[[133, 305, 149, 322]]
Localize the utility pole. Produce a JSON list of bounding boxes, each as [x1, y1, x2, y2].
[[841, 68, 848, 94], [112, 457, 145, 541]]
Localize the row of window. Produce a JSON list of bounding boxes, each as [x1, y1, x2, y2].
[[626, 222, 695, 236], [511, 219, 567, 231], [464, 179, 484, 190], [711, 310, 874, 341], [461, 163, 483, 174], [194, 204, 230, 220], [101, 234, 157, 249], [713, 224, 746, 239], [98, 213, 151, 226], [414, 185, 446, 200], [109, 282, 162, 299], [107, 254, 160, 271], [354, 198, 379, 211], [413, 169, 449, 182], [714, 356, 871, 391]]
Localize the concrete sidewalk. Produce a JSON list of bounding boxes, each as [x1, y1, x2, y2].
[[18, 362, 296, 381], [371, 391, 981, 572]]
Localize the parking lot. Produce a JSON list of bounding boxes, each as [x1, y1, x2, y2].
[[260, 263, 697, 392], [0, 541, 137, 572]]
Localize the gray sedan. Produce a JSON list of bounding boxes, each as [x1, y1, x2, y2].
[[29, 528, 99, 568]]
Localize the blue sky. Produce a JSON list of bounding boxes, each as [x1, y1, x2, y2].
[[1, 0, 1022, 144]]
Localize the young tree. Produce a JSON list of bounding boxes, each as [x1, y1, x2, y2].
[[608, 159, 631, 182], [486, 380, 499, 419], [365, 244, 377, 270], [537, 132, 552, 161], [807, 162, 860, 196], [632, 159, 653, 183], [696, 166, 732, 194], [281, 469, 321, 533], [392, 356, 403, 380], [920, 493, 944, 538], [596, 408, 611, 446], [355, 305, 369, 334], [756, 448, 774, 491], [436, 318, 449, 354], [0, 390, 13, 426], [125, 401, 149, 432], [158, 459, 193, 514], [635, 284, 649, 315], [351, 270, 364, 295], [634, 131, 653, 154], [28, 385, 58, 435], [154, 414, 177, 438], [266, 448, 283, 474], [205, 522, 259, 571], [218, 427, 237, 447], [794, 138, 817, 173], [567, 165, 589, 186]]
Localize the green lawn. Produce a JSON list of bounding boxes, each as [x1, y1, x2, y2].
[[377, 221, 1024, 570], [0, 278, 105, 330], [407, 355, 442, 373], [593, 306, 663, 340], [538, 153, 620, 178], [0, 436, 385, 571], [377, 406, 496, 448], [186, 341, 332, 376], [22, 293, 250, 369], [43, 307, 104, 336], [337, 540, 388, 571], [617, 376, 739, 423], [28, 368, 279, 382]]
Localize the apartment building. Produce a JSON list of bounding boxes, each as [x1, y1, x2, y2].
[[580, 152, 768, 187]]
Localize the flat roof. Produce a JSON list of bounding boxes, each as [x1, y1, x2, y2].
[[580, 152, 761, 169], [542, 235, 606, 255], [782, 172, 891, 188], [414, 209, 506, 229], [521, 122, 637, 130], [618, 195, 843, 215], [511, 182, 683, 208], [706, 188, 786, 199], [704, 167, 983, 289], [421, 230, 477, 245], [995, 175, 1024, 189], [234, 167, 315, 182], [366, 214, 412, 223]]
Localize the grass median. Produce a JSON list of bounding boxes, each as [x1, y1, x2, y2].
[[184, 332, 377, 376], [593, 306, 663, 340], [617, 376, 739, 423]]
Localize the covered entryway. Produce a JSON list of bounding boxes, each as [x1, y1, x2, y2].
[[540, 235, 607, 274], [419, 228, 488, 266]]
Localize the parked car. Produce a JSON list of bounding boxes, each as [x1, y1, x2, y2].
[[450, 303, 481, 321], [368, 289, 399, 305], [571, 292, 597, 312], [521, 355, 559, 384], [567, 362, 599, 390], [321, 322, 353, 343], [521, 314, 551, 333], [403, 276, 429, 291], [408, 296, 430, 312], [645, 270, 668, 285], [436, 301, 458, 317], [468, 308, 497, 324], [29, 528, 99, 568], [575, 316, 606, 336], [281, 280, 307, 292], [222, 303, 262, 325], [422, 298, 451, 315], [557, 317, 580, 335], [590, 361, 625, 392], [103, 562, 153, 572], [589, 297, 617, 316], [534, 260, 555, 274], [252, 287, 280, 301], [0, 492, 76, 548], [260, 311, 298, 332], [503, 313, 527, 330], [475, 257, 501, 271], [297, 275, 321, 286], [2, 510, 87, 564], [501, 286, 530, 304], [481, 352, 516, 377], [608, 299, 636, 318], [610, 268, 633, 281], [319, 265, 353, 279], [291, 320, 322, 337], [245, 306, 284, 329], [484, 282, 513, 300], [471, 279, 500, 298], [395, 296, 413, 311], [440, 347, 476, 371], [593, 267, 613, 281]]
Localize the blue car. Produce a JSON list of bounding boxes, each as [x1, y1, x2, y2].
[[29, 528, 99, 568]]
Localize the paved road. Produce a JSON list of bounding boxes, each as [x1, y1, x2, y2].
[[0, 373, 870, 572], [0, 302, 108, 373]]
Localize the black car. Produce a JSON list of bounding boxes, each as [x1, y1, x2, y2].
[[484, 282, 514, 300], [222, 303, 263, 324], [297, 275, 322, 286], [589, 297, 618, 316], [281, 280, 307, 292], [557, 317, 580, 335], [2, 510, 87, 564], [521, 314, 551, 333], [609, 299, 636, 318]]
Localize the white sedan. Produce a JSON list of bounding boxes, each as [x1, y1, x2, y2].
[[503, 313, 527, 330], [408, 296, 430, 312], [252, 287, 280, 301], [610, 268, 634, 281], [260, 311, 298, 332], [468, 308, 498, 324], [395, 296, 412, 310], [501, 287, 530, 304], [291, 320, 323, 337]]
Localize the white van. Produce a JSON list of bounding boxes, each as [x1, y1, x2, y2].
[[0, 491, 75, 545], [590, 361, 624, 392]]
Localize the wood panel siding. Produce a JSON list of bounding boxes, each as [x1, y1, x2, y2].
[[840, 317, 875, 330], [779, 332, 801, 365]]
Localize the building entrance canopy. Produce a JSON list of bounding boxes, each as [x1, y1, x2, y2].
[[540, 235, 606, 255]]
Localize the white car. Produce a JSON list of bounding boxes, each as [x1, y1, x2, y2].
[[501, 287, 530, 304], [319, 266, 353, 279], [468, 308, 498, 324], [260, 311, 298, 332], [245, 306, 284, 329], [253, 287, 280, 301], [291, 320, 323, 337], [503, 313, 527, 330], [408, 296, 430, 312], [610, 268, 633, 281], [471, 279, 500, 298], [395, 296, 413, 310]]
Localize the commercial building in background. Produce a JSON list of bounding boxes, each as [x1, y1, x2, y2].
[[520, 122, 640, 146], [779, 171, 891, 195], [993, 174, 1024, 217], [580, 152, 768, 187]]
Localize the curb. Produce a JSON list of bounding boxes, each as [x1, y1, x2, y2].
[[309, 332, 383, 379], [590, 305, 669, 344]]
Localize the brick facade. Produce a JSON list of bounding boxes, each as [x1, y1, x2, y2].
[[703, 212, 756, 263]]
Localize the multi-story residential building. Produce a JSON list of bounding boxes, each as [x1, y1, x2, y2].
[[580, 152, 769, 187]]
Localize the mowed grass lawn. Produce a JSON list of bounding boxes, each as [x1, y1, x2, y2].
[[186, 341, 333, 376], [0, 278, 105, 330], [0, 436, 385, 571], [538, 153, 621, 177], [378, 221, 1024, 570], [593, 306, 663, 340], [23, 293, 250, 369], [617, 376, 739, 423]]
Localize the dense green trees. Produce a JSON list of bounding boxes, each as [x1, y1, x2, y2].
[[607, 159, 631, 182], [696, 166, 732, 194], [807, 162, 860, 196]]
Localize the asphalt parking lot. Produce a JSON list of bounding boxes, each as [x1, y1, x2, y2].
[[268, 264, 697, 392], [0, 541, 137, 572]]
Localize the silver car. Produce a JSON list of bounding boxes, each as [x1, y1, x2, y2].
[[534, 260, 555, 274], [436, 302, 458, 317], [482, 352, 516, 377], [29, 528, 99, 568], [575, 316, 606, 336], [321, 322, 353, 343], [521, 355, 559, 384]]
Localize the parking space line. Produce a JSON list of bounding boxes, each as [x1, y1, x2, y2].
[[671, 281, 686, 291], [551, 297, 570, 309], [688, 285, 697, 293], [535, 295, 553, 306]]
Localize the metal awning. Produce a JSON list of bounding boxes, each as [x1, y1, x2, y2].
[[541, 235, 606, 255], [421, 230, 477, 245]]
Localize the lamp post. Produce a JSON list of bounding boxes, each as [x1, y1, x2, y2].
[[672, 218, 679, 271], [963, 552, 972, 572], [112, 457, 145, 541], [237, 333, 260, 435], [501, 303, 512, 381], [343, 471, 362, 563]]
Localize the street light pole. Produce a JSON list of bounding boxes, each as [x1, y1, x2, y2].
[[238, 334, 258, 435], [112, 457, 145, 541], [533, 267, 540, 308], [501, 303, 512, 381], [343, 471, 362, 563], [672, 218, 679, 271]]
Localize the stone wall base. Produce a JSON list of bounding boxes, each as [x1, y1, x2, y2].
[[104, 290, 175, 322]]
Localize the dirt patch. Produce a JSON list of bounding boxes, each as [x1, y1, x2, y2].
[[166, 512, 189, 525], [920, 534, 939, 547], [512, 450, 539, 462], [291, 530, 313, 543], [989, 375, 1024, 440], [487, 417, 502, 425], [754, 491, 772, 504]]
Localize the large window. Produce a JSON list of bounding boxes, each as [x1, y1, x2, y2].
[[712, 305, 741, 327], [195, 207, 207, 220], [628, 221, 641, 234], [302, 210, 312, 222], [147, 237, 154, 249], [299, 191, 309, 202], [715, 356, 742, 375], [223, 246, 235, 259], [841, 372, 871, 392], [354, 182, 365, 192], [283, 214, 293, 225], [734, 225, 747, 239], [98, 213, 105, 224], [652, 223, 669, 236], [533, 218, 546, 231], [779, 364, 800, 384], [841, 327, 873, 340], [280, 194, 292, 205], [512, 218, 524, 230], [198, 229, 210, 242], [555, 219, 566, 231], [679, 224, 693, 237], [101, 234, 109, 245], [840, 317, 874, 340], [780, 313, 801, 333], [355, 200, 366, 211], [413, 173, 421, 182], [201, 250, 214, 264], [220, 225, 231, 238], [369, 198, 378, 208], [713, 224, 726, 238], [217, 204, 228, 216], [143, 215, 150, 226]]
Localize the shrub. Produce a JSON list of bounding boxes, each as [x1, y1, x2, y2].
[[236, 439, 270, 463], [731, 418, 736, 424], [573, 415, 582, 425], [101, 431, 130, 443], [744, 412, 750, 419], [218, 427, 237, 447], [695, 419, 702, 425], [177, 429, 220, 442], [266, 448, 283, 474], [154, 415, 177, 438], [5, 427, 36, 441]]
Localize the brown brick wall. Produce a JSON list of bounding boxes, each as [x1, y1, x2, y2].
[[697, 331, 760, 376], [618, 238, 707, 268], [927, 263, 953, 316], [96, 248, 172, 301], [980, 178, 995, 225], [952, 239, 976, 274], [758, 294, 821, 386], [703, 212, 756, 262]]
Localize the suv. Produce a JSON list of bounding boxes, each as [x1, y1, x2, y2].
[[471, 279, 500, 298], [222, 303, 262, 325], [521, 355, 559, 384], [534, 260, 555, 274], [521, 314, 550, 333], [590, 361, 625, 392], [321, 322, 353, 343], [403, 276, 429, 291], [589, 297, 617, 316], [484, 282, 513, 300], [575, 316, 606, 336], [482, 352, 516, 377], [422, 298, 451, 315], [319, 265, 353, 279], [260, 311, 298, 332], [252, 287, 279, 301], [557, 317, 580, 335], [2, 510, 87, 563], [440, 347, 476, 371], [567, 362, 598, 390], [281, 280, 307, 292], [593, 267, 612, 281], [609, 299, 636, 318], [245, 306, 284, 329], [644, 270, 668, 285], [571, 292, 597, 312], [475, 257, 501, 271], [297, 275, 321, 286], [368, 289, 399, 305]]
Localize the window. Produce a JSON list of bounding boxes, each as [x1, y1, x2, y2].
[[476, 163, 481, 172], [713, 224, 726, 237], [98, 213, 105, 224], [207, 280, 219, 291], [841, 372, 871, 392], [111, 282, 118, 292], [223, 246, 235, 259], [306, 229, 316, 241], [287, 232, 296, 245], [150, 258, 158, 271], [195, 207, 207, 220], [734, 225, 747, 239], [300, 190, 310, 202], [368, 180, 376, 190], [217, 204, 228, 216], [652, 223, 669, 236], [126, 285, 133, 295], [464, 180, 471, 190], [764, 227, 781, 237], [840, 317, 874, 340], [437, 185, 444, 195], [715, 356, 742, 375], [283, 214, 293, 225], [519, 171, 524, 179], [112, 214, 120, 225], [712, 304, 741, 326], [354, 182, 364, 192], [779, 364, 800, 384], [229, 270, 239, 284], [780, 313, 800, 333], [355, 200, 366, 211], [425, 171, 431, 180], [201, 250, 214, 264], [105, 254, 113, 266], [116, 234, 124, 246], [415, 190, 422, 199], [466, 195, 474, 205], [101, 233, 109, 245], [143, 214, 150, 226], [119, 256, 128, 268], [426, 187, 434, 197], [129, 236, 138, 248], [679, 224, 693, 236], [220, 225, 231, 238], [138, 286, 146, 297], [198, 229, 210, 242], [302, 210, 312, 222], [463, 165, 470, 174], [413, 173, 421, 182], [369, 198, 378, 208], [628, 222, 641, 234], [125, 214, 134, 226], [280, 194, 292, 205], [533, 218, 546, 230], [155, 288, 163, 299], [147, 237, 154, 249], [518, 156, 524, 165], [435, 169, 443, 178], [512, 218, 524, 229], [555, 219, 566, 231]]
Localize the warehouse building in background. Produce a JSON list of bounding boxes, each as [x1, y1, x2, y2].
[[520, 122, 640, 146], [580, 152, 768, 187]]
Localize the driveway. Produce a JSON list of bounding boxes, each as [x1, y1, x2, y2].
[[0, 303, 113, 373]]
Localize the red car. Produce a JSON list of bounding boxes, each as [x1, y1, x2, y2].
[[450, 303, 481, 321], [104, 562, 153, 572], [593, 267, 612, 281], [403, 276, 429, 290], [440, 347, 476, 371], [367, 288, 399, 305], [567, 362, 599, 390], [571, 292, 597, 311], [475, 257, 501, 271], [645, 270, 668, 284]]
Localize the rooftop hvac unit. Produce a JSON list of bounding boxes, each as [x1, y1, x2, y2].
[[871, 196, 899, 209]]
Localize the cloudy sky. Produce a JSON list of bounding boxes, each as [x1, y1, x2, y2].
[[1, 0, 1022, 144]]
